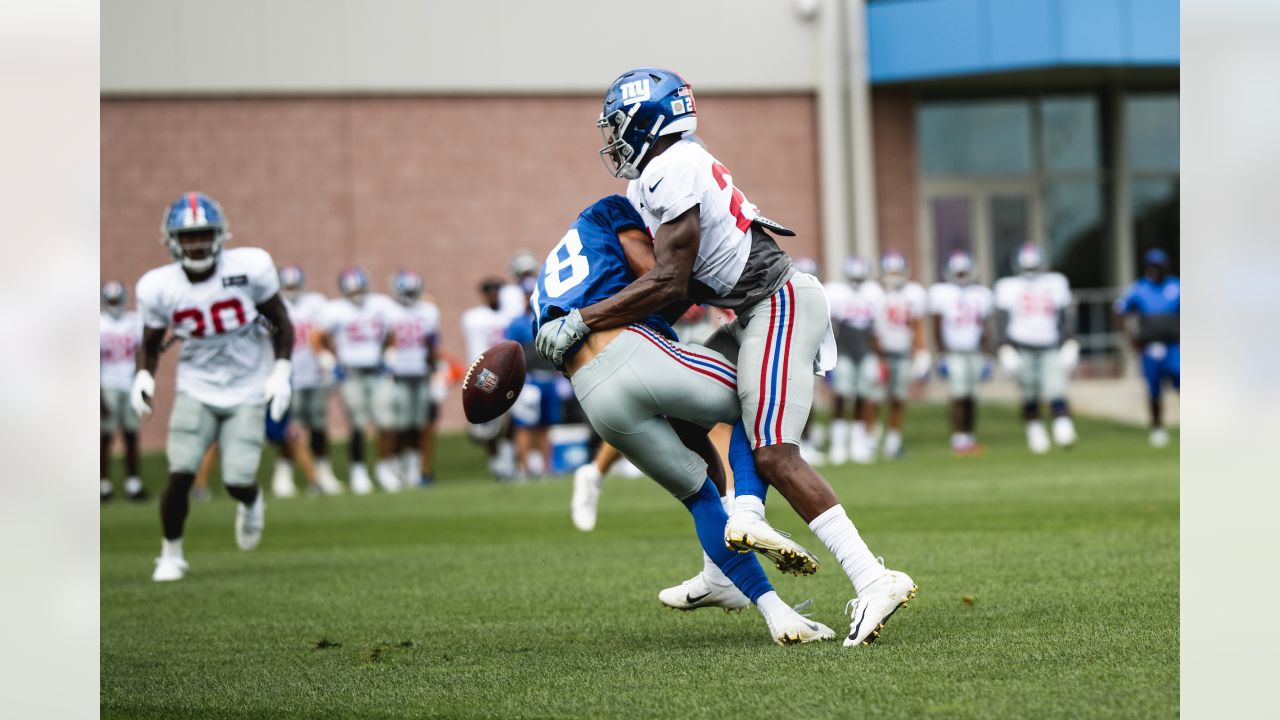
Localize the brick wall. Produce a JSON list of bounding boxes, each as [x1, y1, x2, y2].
[[870, 88, 919, 273], [101, 94, 821, 448]]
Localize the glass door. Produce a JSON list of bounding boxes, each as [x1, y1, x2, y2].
[[921, 182, 1041, 286]]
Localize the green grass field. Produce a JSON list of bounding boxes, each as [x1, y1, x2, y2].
[[101, 405, 1178, 719]]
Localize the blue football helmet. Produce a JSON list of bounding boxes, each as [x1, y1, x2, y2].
[[598, 67, 698, 179], [101, 280, 126, 316], [392, 270, 423, 304], [1143, 248, 1170, 267], [339, 267, 370, 301], [1015, 243, 1044, 274], [162, 191, 229, 272], [844, 256, 869, 283], [946, 250, 975, 283]]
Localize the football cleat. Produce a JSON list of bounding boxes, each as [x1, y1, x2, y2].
[[314, 462, 344, 495], [1026, 421, 1050, 455], [570, 463, 603, 532], [725, 514, 820, 576], [375, 462, 402, 493], [350, 465, 374, 495], [658, 572, 749, 612], [767, 601, 837, 646], [1150, 427, 1169, 448], [1051, 416, 1077, 448], [843, 569, 917, 647], [100, 479, 113, 503], [235, 493, 265, 551], [271, 462, 297, 498], [152, 556, 189, 582]]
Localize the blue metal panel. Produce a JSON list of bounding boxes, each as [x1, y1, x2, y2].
[[1128, 0, 1180, 63], [1060, 0, 1127, 62], [986, 0, 1056, 69], [868, 0, 985, 81]]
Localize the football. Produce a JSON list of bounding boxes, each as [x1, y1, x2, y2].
[[461, 340, 526, 423]]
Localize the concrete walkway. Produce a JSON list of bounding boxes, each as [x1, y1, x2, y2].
[[920, 375, 1178, 427]]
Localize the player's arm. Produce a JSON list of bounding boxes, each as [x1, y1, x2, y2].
[[931, 315, 944, 352], [579, 207, 700, 330], [1113, 291, 1141, 352], [136, 326, 164, 376], [256, 294, 293, 360], [617, 226, 657, 277]]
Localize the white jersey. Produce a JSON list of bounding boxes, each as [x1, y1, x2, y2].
[[135, 247, 279, 409], [994, 272, 1072, 348], [285, 292, 328, 389], [826, 280, 884, 331], [875, 282, 927, 355], [320, 294, 396, 369], [100, 310, 142, 391], [627, 138, 760, 299], [385, 300, 441, 378], [461, 304, 509, 362], [929, 282, 993, 353], [498, 282, 529, 324]]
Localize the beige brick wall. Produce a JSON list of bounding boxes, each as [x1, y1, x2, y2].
[[102, 94, 822, 447]]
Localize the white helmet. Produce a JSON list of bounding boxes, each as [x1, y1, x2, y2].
[[945, 251, 974, 283], [1015, 244, 1044, 274]]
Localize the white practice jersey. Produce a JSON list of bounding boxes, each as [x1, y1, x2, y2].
[[385, 300, 441, 378], [135, 247, 280, 408], [929, 282, 993, 353], [461, 304, 509, 362], [627, 138, 761, 300], [285, 292, 328, 389], [100, 311, 142, 391], [320, 294, 396, 369], [876, 282, 927, 354], [497, 282, 529, 324], [826, 280, 884, 331], [994, 272, 1072, 348]]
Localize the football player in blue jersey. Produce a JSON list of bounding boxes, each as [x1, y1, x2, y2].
[[1115, 248, 1180, 447], [535, 194, 835, 645], [537, 68, 915, 647]]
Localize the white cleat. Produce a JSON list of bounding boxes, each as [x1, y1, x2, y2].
[[768, 602, 837, 645], [152, 556, 189, 582], [350, 465, 374, 495], [271, 462, 297, 498], [1150, 427, 1169, 448], [828, 443, 849, 466], [725, 513, 820, 576], [570, 463, 602, 532], [315, 462, 344, 495], [235, 493, 265, 551], [1026, 421, 1051, 455], [375, 463, 402, 493], [658, 572, 750, 612], [843, 569, 918, 647], [1051, 416, 1077, 448]]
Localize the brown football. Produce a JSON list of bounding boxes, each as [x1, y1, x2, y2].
[[461, 340, 526, 423]]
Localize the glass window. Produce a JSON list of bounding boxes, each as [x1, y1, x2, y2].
[[1126, 95, 1179, 172], [990, 194, 1031, 280], [1040, 97, 1099, 172], [919, 100, 1034, 176], [928, 196, 974, 280], [1045, 180, 1108, 289], [1131, 178, 1180, 273]]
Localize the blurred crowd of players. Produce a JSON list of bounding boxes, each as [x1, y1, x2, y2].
[[100, 241, 1180, 502]]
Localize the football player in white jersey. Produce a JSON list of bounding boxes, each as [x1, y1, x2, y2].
[[462, 277, 518, 479], [993, 244, 1079, 453], [872, 251, 931, 459], [538, 67, 916, 647], [100, 281, 146, 502], [823, 257, 886, 465], [376, 270, 441, 487], [275, 266, 342, 496], [131, 192, 293, 582], [928, 251, 994, 455], [316, 268, 399, 494], [498, 250, 540, 322]]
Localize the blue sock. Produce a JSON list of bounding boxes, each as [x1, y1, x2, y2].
[[729, 420, 767, 503], [682, 478, 773, 602]]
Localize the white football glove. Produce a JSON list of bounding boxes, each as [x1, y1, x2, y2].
[[130, 369, 155, 419], [998, 344, 1021, 374], [317, 350, 337, 386], [1059, 338, 1080, 372], [535, 309, 590, 368], [910, 349, 932, 381], [263, 359, 293, 422]]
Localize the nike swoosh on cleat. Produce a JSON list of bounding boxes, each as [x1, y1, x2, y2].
[[685, 592, 711, 604], [649, 178, 663, 192], [803, 621, 819, 632]]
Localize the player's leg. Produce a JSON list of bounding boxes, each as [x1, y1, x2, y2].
[[372, 377, 403, 492], [509, 381, 542, 479], [1019, 350, 1050, 454], [419, 388, 439, 485], [852, 355, 883, 463], [100, 393, 114, 501], [572, 440, 620, 532], [154, 393, 219, 581], [949, 353, 982, 455], [1043, 348, 1076, 448], [828, 356, 855, 464], [218, 401, 268, 550], [340, 374, 375, 493], [298, 387, 341, 494], [266, 405, 297, 499]]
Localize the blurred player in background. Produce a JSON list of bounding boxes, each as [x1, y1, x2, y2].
[[131, 192, 293, 582], [317, 267, 397, 493], [277, 265, 342, 496], [791, 257, 826, 464], [1115, 248, 1180, 447], [928, 251, 994, 456], [872, 251, 930, 459], [462, 278, 517, 479], [499, 250, 540, 322], [506, 277, 558, 479], [100, 281, 146, 502], [824, 256, 883, 465], [994, 244, 1079, 454], [379, 270, 441, 487]]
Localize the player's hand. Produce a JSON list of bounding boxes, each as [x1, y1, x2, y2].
[[130, 370, 155, 419], [535, 309, 589, 367], [998, 345, 1021, 374], [264, 359, 293, 422], [911, 350, 931, 381], [979, 356, 994, 382], [317, 350, 337, 385], [382, 347, 399, 370], [1059, 338, 1080, 372]]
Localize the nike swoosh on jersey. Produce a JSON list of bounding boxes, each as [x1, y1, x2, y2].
[[649, 178, 663, 193], [685, 591, 711, 604]]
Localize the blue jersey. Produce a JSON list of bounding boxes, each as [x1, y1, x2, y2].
[[532, 195, 677, 343], [1116, 275, 1180, 345]]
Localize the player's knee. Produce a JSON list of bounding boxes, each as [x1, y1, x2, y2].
[[166, 472, 195, 495], [753, 443, 800, 484]]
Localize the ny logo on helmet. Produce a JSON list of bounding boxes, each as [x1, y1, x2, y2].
[[620, 79, 651, 105]]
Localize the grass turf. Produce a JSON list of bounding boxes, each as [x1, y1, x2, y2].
[[101, 404, 1178, 719]]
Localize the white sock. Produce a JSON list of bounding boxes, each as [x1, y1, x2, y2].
[[162, 537, 184, 560], [734, 494, 766, 522], [125, 476, 142, 495], [830, 419, 849, 453], [317, 458, 333, 474], [851, 421, 867, 450], [275, 458, 290, 473], [405, 450, 420, 474], [808, 504, 886, 596], [100, 479, 113, 495], [755, 590, 790, 623], [702, 552, 732, 587], [884, 429, 902, 457]]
